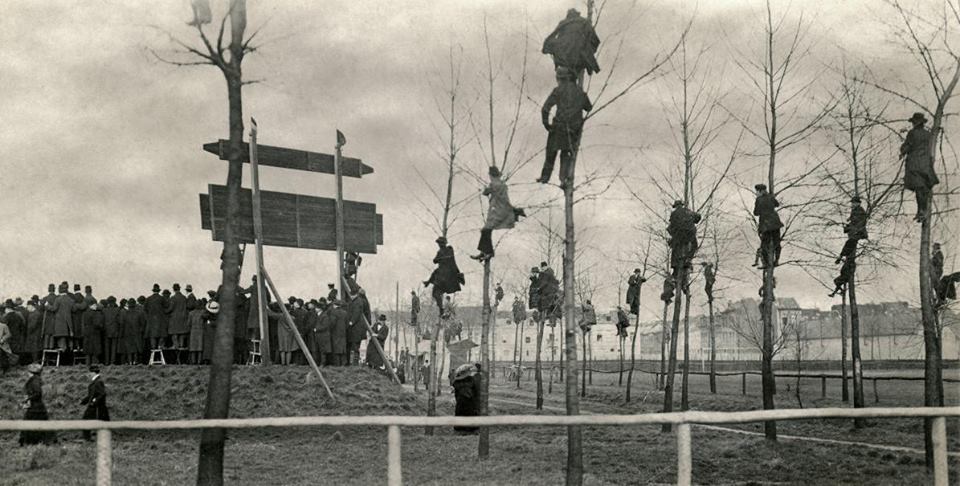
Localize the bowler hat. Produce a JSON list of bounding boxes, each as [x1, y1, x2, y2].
[[673, 200, 684, 208], [435, 236, 447, 245], [909, 112, 927, 124], [47, 284, 55, 292], [755, 183, 767, 192], [173, 283, 181, 291], [488, 166, 501, 177], [74, 284, 81, 292], [185, 285, 192, 292], [152, 283, 160, 292], [850, 196, 862, 203]]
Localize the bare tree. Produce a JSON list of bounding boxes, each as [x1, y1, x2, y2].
[[726, 0, 835, 440], [151, 2, 260, 483], [869, 0, 960, 468]]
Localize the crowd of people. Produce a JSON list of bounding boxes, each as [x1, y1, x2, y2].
[[0, 277, 391, 373]]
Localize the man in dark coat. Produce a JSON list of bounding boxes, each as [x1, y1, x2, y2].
[[539, 66, 593, 187], [23, 301, 43, 364], [312, 301, 333, 366], [81, 301, 104, 364], [71, 284, 88, 351], [366, 315, 389, 369], [932, 243, 945, 298], [668, 200, 702, 270], [836, 196, 869, 263], [410, 291, 420, 327], [144, 284, 166, 350], [753, 184, 783, 268], [234, 292, 249, 364], [537, 263, 562, 326], [661, 275, 676, 305], [425, 236, 464, 312], [41, 284, 57, 350], [47, 282, 78, 351], [829, 257, 855, 298], [528, 267, 541, 314], [542, 8, 600, 75], [512, 296, 527, 325], [168, 283, 190, 349], [185, 285, 198, 312], [102, 297, 121, 366], [626, 269, 646, 315], [80, 365, 110, 441], [900, 112, 938, 222], [702, 262, 716, 303], [616, 306, 630, 338], [329, 300, 349, 366], [347, 293, 370, 365], [3, 301, 25, 364], [327, 283, 338, 303]]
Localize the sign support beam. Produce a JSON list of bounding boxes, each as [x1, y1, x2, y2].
[[250, 119, 270, 364]]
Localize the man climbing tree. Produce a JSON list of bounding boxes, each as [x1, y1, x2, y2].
[[424, 236, 463, 313], [667, 200, 701, 271], [542, 8, 601, 76], [702, 262, 715, 302], [471, 166, 524, 261], [753, 184, 783, 269], [834, 196, 868, 264], [900, 112, 939, 222], [538, 67, 593, 188], [626, 268, 646, 315]]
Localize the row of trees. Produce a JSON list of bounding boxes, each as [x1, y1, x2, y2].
[[155, 0, 958, 484]]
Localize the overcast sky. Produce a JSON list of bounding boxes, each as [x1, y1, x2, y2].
[[1, 0, 956, 320]]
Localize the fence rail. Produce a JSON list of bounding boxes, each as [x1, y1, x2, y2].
[[2, 407, 957, 486]]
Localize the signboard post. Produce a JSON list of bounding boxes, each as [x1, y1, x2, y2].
[[249, 119, 269, 363]]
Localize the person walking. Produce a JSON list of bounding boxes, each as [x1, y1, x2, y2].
[[80, 365, 110, 441], [20, 363, 56, 446]]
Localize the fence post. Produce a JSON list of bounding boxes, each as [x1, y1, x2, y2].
[[96, 429, 112, 486], [741, 373, 746, 395], [933, 416, 948, 486], [676, 423, 692, 486], [388, 425, 402, 486], [820, 376, 826, 398]]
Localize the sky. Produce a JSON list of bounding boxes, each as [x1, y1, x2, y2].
[[0, 0, 956, 320]]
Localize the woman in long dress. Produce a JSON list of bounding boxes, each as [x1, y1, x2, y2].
[[187, 303, 206, 364], [20, 363, 56, 446]]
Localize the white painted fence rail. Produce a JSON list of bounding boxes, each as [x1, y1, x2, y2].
[[2, 406, 957, 486]]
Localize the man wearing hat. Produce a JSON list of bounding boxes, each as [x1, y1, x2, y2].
[[3, 300, 25, 366], [410, 290, 420, 328], [538, 66, 593, 188], [347, 289, 370, 365], [366, 315, 390, 369], [80, 300, 104, 364], [42, 284, 57, 350], [329, 299, 350, 366], [102, 297, 121, 366], [835, 196, 869, 264], [168, 283, 190, 350], [626, 268, 646, 315], [47, 282, 78, 351], [537, 262, 562, 326], [753, 184, 783, 269], [542, 8, 601, 76], [701, 262, 716, 303], [900, 112, 939, 222], [80, 364, 110, 441], [20, 363, 56, 446], [144, 284, 167, 350], [668, 200, 702, 271], [528, 267, 541, 313], [23, 300, 43, 364], [185, 285, 198, 312], [424, 236, 464, 314], [71, 284, 88, 351]]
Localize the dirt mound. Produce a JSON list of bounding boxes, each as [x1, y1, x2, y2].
[[0, 365, 423, 422]]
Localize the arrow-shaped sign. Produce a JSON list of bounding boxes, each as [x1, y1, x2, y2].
[[203, 139, 374, 178]]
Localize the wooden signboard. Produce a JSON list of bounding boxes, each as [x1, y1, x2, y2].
[[203, 140, 374, 178]]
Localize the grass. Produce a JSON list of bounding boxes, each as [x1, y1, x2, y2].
[[0, 365, 955, 485]]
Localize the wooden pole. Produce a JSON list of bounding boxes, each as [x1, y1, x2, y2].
[[249, 119, 269, 363], [387, 425, 402, 486], [395, 282, 400, 364], [334, 131, 346, 304], [262, 269, 335, 399], [96, 429, 112, 486], [344, 275, 401, 386], [479, 258, 491, 458]]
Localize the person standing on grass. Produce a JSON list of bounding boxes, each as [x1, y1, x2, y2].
[[187, 301, 206, 364], [20, 363, 56, 446], [80, 365, 110, 441], [451, 363, 480, 435]]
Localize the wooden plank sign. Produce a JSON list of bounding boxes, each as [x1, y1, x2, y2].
[[203, 140, 374, 178], [201, 185, 383, 254]]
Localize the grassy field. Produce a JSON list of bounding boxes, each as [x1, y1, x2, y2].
[[0, 365, 956, 485]]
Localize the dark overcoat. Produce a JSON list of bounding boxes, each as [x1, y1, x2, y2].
[[47, 293, 77, 338], [347, 298, 368, 344], [753, 193, 783, 233], [330, 307, 348, 354], [167, 292, 189, 335], [143, 293, 167, 338], [24, 310, 43, 353], [431, 245, 463, 294], [81, 376, 110, 421], [102, 305, 121, 339], [542, 14, 600, 75], [900, 126, 939, 191], [81, 309, 104, 357]]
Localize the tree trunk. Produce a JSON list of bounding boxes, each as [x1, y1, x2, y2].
[[581, 330, 588, 397], [708, 298, 716, 394], [760, 245, 778, 441], [681, 290, 691, 411], [479, 259, 491, 458], [425, 318, 440, 435], [626, 287, 644, 401], [840, 291, 848, 403], [517, 319, 524, 389], [618, 334, 624, 387], [513, 320, 519, 369], [562, 146, 582, 486], [661, 267, 685, 433], [197, 5, 246, 483], [847, 258, 866, 428], [658, 300, 670, 391], [548, 326, 555, 395], [587, 330, 593, 385], [535, 316, 544, 410], [920, 195, 944, 469]]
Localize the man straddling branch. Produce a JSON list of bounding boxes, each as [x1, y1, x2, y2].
[[753, 184, 783, 269], [472, 166, 525, 262], [538, 67, 593, 189], [835, 196, 868, 264]]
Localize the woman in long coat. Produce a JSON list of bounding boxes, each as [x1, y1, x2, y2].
[[202, 301, 219, 363], [20, 363, 56, 446], [472, 166, 523, 261], [187, 306, 205, 364]]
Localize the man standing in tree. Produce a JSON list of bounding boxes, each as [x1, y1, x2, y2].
[[495, 283, 505, 307], [579, 300, 597, 334], [615, 306, 630, 338], [932, 242, 945, 292], [835, 196, 869, 264], [424, 236, 464, 313], [900, 112, 939, 222], [660, 275, 676, 305], [528, 268, 541, 314], [537, 263, 562, 326], [753, 184, 783, 269], [538, 66, 593, 188], [410, 291, 420, 328], [626, 268, 646, 315], [701, 262, 716, 303], [542, 8, 601, 75], [512, 296, 526, 325], [667, 200, 701, 271]]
